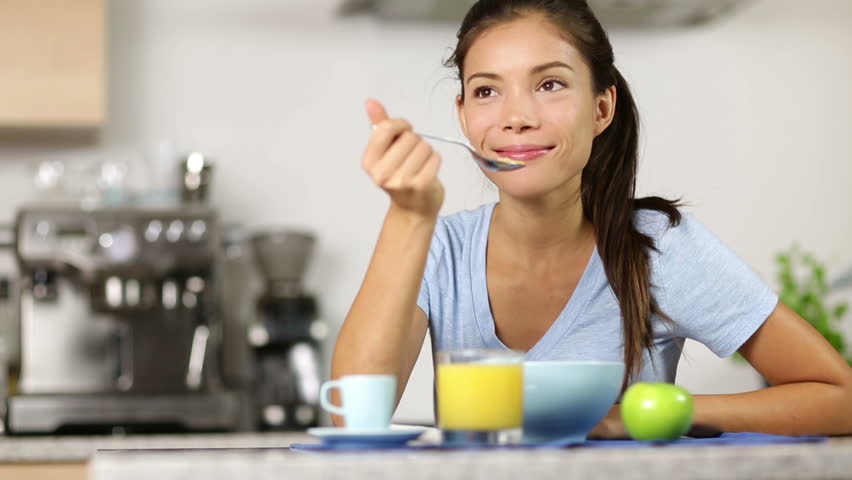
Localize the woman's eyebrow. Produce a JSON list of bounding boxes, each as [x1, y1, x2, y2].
[[530, 61, 575, 74], [465, 61, 575, 85], [465, 72, 500, 86]]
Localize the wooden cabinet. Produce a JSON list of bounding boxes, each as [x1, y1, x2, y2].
[[0, 0, 105, 129], [0, 463, 87, 480]]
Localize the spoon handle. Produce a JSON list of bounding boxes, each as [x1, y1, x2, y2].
[[416, 132, 525, 171]]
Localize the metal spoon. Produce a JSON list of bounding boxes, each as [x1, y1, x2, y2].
[[417, 132, 526, 172]]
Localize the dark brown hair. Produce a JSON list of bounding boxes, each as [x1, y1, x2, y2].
[[445, 0, 682, 390]]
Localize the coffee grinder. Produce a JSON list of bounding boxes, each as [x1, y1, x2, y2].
[[247, 231, 326, 430]]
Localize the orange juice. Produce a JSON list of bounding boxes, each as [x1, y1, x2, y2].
[[437, 363, 523, 430]]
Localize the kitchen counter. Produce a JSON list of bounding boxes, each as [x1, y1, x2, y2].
[[90, 436, 852, 480], [0, 432, 307, 463]]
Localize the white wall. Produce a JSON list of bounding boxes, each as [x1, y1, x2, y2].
[[0, 0, 849, 424]]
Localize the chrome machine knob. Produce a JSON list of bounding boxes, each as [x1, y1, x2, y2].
[[99, 226, 138, 263]]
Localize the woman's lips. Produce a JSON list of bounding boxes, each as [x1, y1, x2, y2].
[[494, 145, 554, 162]]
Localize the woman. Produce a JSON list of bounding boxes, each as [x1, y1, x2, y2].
[[332, 0, 852, 437]]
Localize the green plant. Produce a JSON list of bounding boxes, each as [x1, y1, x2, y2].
[[734, 245, 851, 367], [777, 245, 849, 365]]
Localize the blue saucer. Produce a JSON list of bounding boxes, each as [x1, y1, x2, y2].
[[306, 426, 428, 448]]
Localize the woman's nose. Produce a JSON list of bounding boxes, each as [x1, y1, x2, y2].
[[500, 92, 539, 133]]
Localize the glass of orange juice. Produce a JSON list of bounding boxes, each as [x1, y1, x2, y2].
[[436, 349, 524, 445]]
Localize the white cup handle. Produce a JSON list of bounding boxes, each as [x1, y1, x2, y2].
[[320, 380, 346, 416]]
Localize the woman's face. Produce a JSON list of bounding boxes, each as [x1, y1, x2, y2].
[[457, 15, 615, 202]]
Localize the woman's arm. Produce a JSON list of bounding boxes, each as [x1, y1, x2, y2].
[[331, 207, 433, 413], [591, 302, 852, 438], [691, 301, 852, 435], [329, 99, 443, 426]]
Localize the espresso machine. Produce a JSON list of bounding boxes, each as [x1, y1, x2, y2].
[[246, 231, 325, 430], [5, 205, 246, 434]]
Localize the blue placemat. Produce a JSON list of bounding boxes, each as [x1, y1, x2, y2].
[[290, 432, 827, 453], [582, 432, 827, 449]]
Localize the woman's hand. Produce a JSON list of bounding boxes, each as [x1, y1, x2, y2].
[[587, 404, 631, 440], [363, 99, 444, 218]]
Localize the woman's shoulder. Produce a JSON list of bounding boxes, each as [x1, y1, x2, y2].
[[436, 203, 495, 238], [634, 207, 732, 264], [422, 203, 494, 279], [632, 206, 688, 242]]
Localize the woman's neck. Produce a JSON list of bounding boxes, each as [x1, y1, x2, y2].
[[490, 194, 594, 270]]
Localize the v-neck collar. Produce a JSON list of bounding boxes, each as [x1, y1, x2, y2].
[[470, 202, 603, 359]]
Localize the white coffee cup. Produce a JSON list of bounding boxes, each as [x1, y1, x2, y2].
[[319, 374, 397, 430]]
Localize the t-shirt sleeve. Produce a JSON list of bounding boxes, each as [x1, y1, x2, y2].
[[416, 220, 445, 320], [656, 212, 779, 358], [416, 270, 431, 318]]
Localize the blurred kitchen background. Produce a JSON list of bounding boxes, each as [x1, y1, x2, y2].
[[0, 0, 849, 432]]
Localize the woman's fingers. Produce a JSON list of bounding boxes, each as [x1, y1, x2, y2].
[[369, 130, 419, 184], [382, 139, 434, 190], [363, 98, 407, 170], [362, 118, 412, 171], [365, 98, 389, 126], [359, 99, 444, 216], [412, 151, 442, 190]]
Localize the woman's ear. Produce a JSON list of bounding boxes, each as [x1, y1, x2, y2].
[[455, 94, 469, 138], [594, 85, 617, 137]]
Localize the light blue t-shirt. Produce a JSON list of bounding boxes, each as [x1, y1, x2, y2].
[[416, 203, 779, 383]]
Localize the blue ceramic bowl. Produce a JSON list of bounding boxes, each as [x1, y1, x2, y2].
[[523, 361, 625, 444]]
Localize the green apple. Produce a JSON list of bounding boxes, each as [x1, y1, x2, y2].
[[620, 382, 694, 441]]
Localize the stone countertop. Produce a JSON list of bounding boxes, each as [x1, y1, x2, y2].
[[0, 432, 309, 463], [89, 437, 852, 480]]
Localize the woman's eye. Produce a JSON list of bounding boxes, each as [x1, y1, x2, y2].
[[539, 80, 566, 92], [473, 86, 496, 98]]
